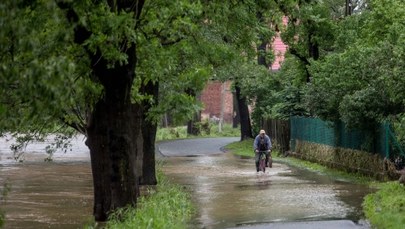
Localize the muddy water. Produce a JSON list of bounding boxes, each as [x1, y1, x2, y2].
[[0, 136, 373, 229], [0, 136, 93, 229], [161, 152, 374, 229]]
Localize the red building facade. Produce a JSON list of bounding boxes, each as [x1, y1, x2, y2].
[[200, 18, 288, 124]]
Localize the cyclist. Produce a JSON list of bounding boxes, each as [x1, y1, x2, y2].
[[253, 129, 272, 172]]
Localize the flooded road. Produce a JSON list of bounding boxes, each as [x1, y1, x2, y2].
[[159, 138, 373, 229], [0, 136, 374, 228]]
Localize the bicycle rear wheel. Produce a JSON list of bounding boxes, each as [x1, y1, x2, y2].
[[268, 156, 272, 168], [259, 153, 266, 172]]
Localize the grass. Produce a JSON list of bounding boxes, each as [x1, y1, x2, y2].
[[363, 182, 405, 229], [84, 124, 237, 229], [224, 139, 254, 157], [156, 123, 239, 141], [98, 166, 194, 229]]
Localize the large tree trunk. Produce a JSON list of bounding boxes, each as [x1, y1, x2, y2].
[[86, 100, 142, 221], [59, 0, 147, 222], [139, 81, 159, 185], [85, 39, 141, 221], [235, 83, 253, 140]]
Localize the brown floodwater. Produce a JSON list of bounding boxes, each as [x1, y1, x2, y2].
[[1, 163, 93, 229], [161, 152, 374, 229], [0, 136, 374, 229], [0, 135, 93, 229]]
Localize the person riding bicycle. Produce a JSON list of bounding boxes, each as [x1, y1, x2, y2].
[[253, 129, 272, 172]]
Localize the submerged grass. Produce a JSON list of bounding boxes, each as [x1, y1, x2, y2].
[[104, 167, 194, 229]]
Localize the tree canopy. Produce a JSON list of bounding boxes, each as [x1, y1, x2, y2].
[[244, 0, 405, 144], [0, 0, 284, 221]]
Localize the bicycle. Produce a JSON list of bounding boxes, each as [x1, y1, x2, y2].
[[258, 151, 267, 172], [258, 150, 272, 173]]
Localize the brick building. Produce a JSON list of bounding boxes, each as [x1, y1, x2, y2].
[[199, 81, 234, 123], [200, 18, 288, 124]]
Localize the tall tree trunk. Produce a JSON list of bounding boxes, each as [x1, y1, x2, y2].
[[235, 83, 253, 140], [85, 35, 141, 222], [59, 0, 147, 222], [139, 81, 158, 185], [85, 75, 141, 221], [232, 91, 240, 128], [186, 89, 201, 135], [86, 99, 142, 221]]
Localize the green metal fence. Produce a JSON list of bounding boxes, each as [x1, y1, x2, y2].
[[290, 116, 405, 159]]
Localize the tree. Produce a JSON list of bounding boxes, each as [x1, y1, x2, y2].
[[0, 0, 209, 221], [1, 0, 283, 221], [4, 1, 341, 221], [306, 0, 405, 131], [199, 0, 280, 140]]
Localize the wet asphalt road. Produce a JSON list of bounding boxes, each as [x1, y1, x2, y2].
[[157, 137, 240, 157], [157, 137, 371, 229]]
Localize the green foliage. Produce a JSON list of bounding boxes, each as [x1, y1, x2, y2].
[[208, 124, 240, 137], [238, 57, 309, 130], [363, 182, 405, 229], [156, 126, 188, 141], [303, 0, 405, 132], [256, 0, 405, 135], [0, 0, 104, 136], [339, 87, 386, 130], [104, 168, 194, 229]]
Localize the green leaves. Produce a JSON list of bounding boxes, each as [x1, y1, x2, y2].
[[75, 2, 137, 68], [303, 0, 405, 131]]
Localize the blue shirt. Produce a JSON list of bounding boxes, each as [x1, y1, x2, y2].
[[253, 134, 272, 151]]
